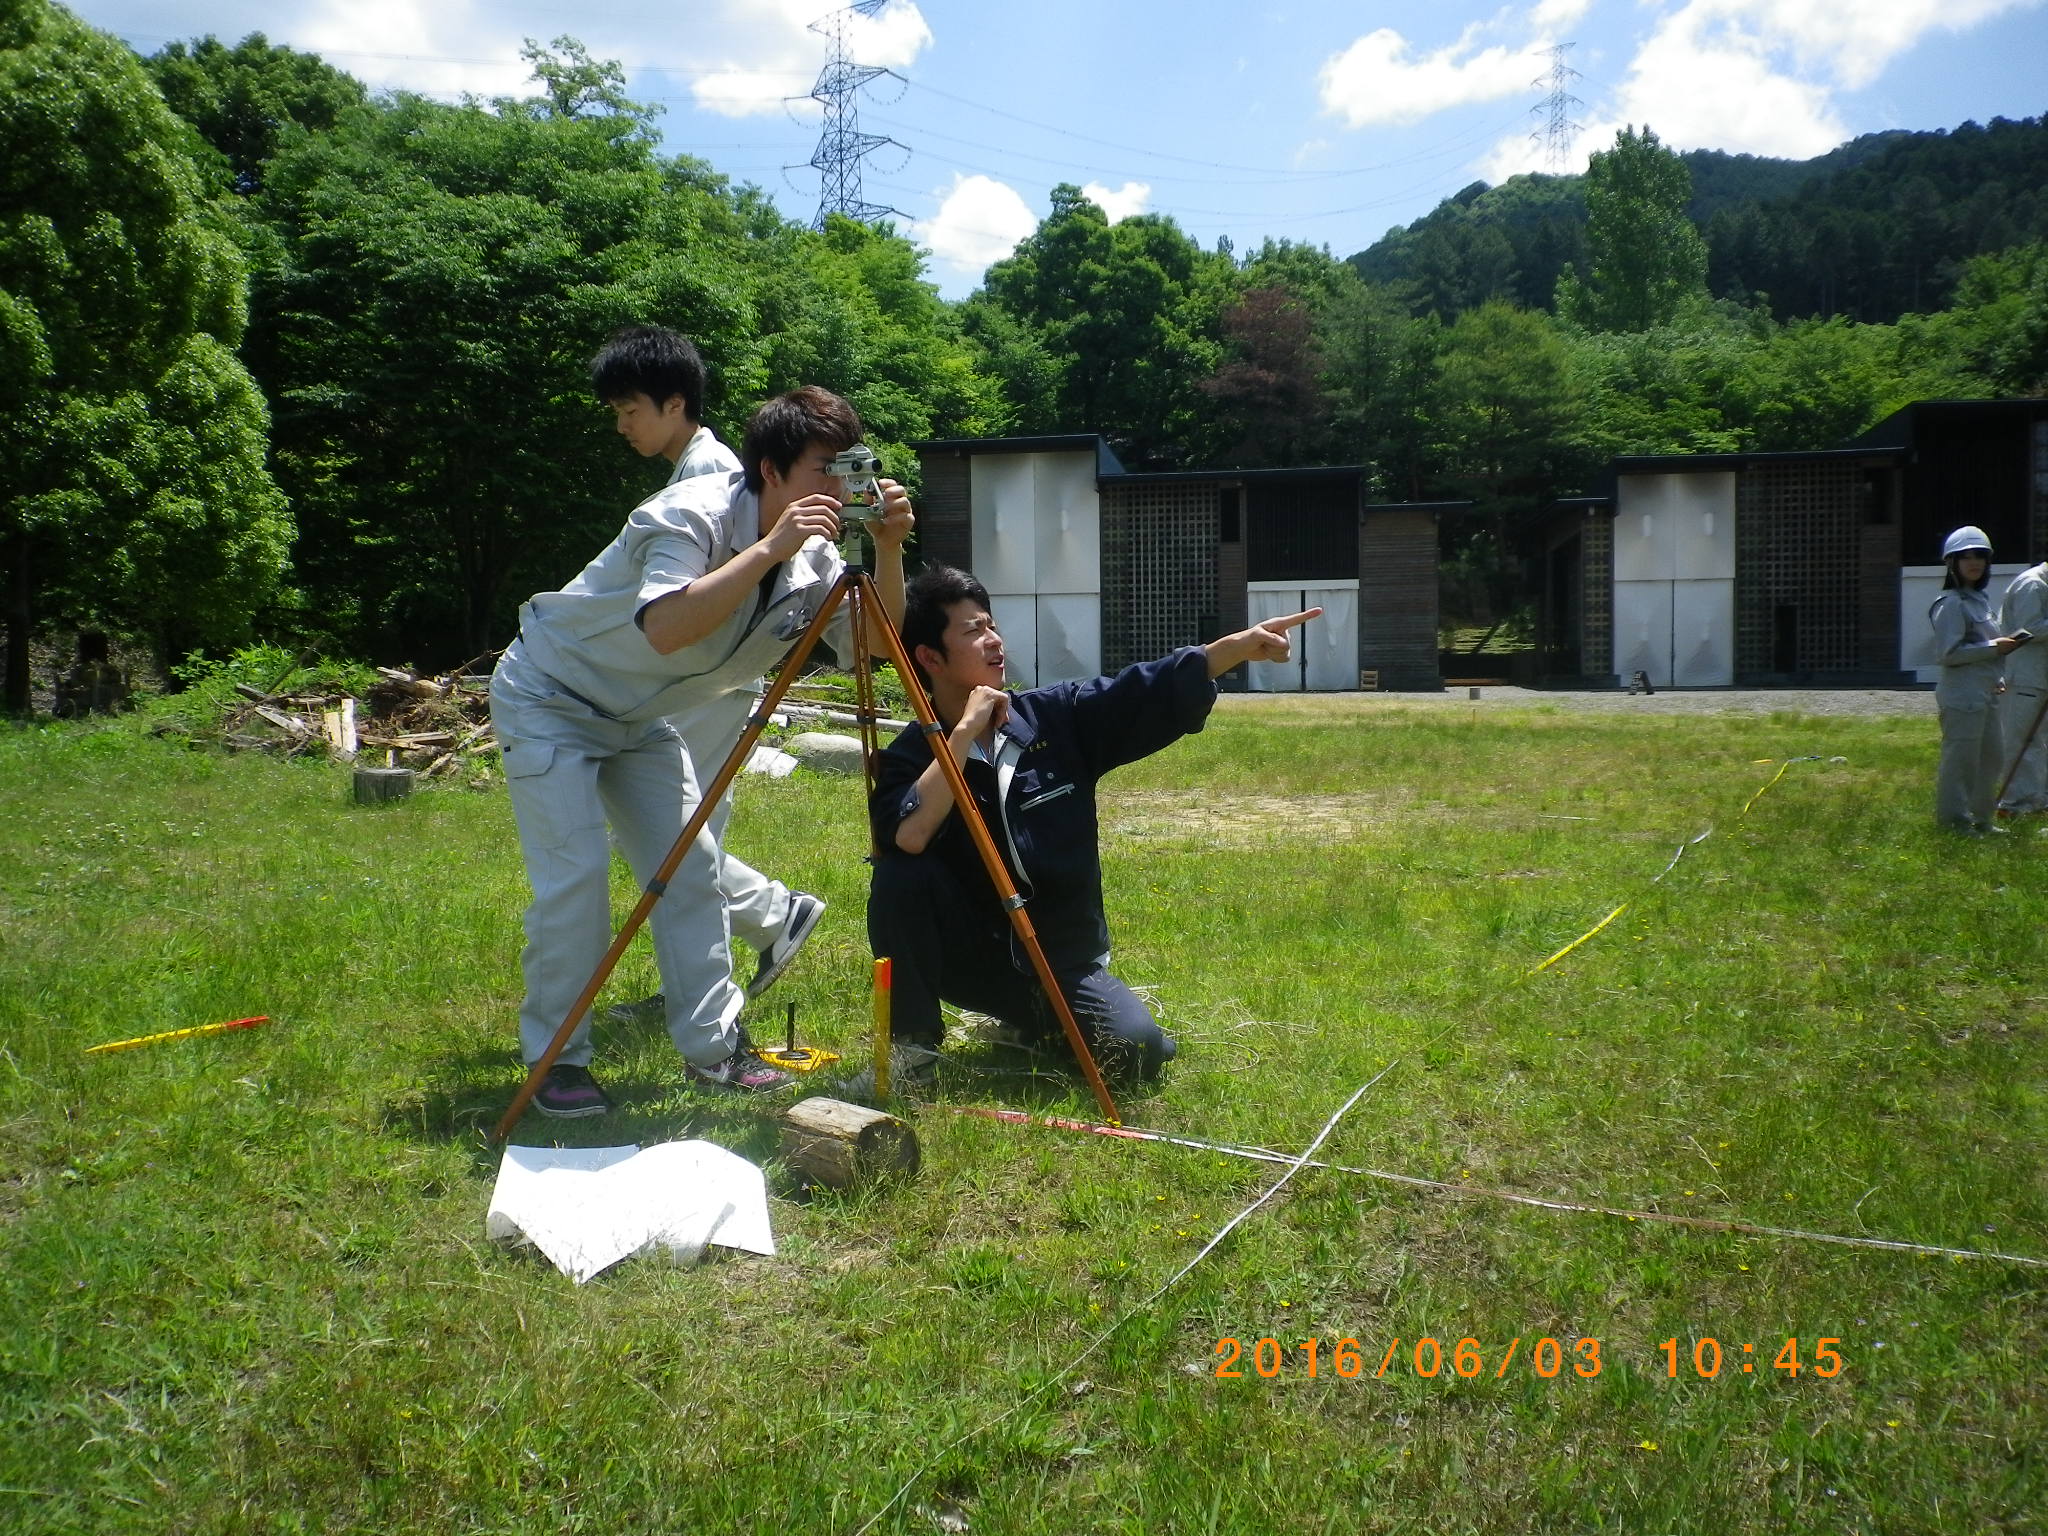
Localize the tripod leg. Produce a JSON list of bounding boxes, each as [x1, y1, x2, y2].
[[1995, 688, 2048, 809], [493, 572, 863, 1142], [854, 575, 1123, 1124]]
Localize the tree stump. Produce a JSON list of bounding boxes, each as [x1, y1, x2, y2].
[[352, 766, 415, 805], [781, 1096, 920, 1189]]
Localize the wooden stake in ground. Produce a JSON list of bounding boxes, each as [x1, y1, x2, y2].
[[872, 956, 892, 1099], [780, 1096, 920, 1189]]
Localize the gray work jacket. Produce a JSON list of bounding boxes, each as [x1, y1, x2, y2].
[[511, 471, 850, 723]]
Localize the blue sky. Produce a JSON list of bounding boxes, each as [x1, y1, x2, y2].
[[75, 0, 2048, 298]]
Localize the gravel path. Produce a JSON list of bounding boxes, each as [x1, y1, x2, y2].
[[1220, 686, 1938, 718]]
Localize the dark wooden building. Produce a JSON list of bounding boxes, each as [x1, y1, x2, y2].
[[1529, 398, 2048, 686], [912, 435, 1454, 691]]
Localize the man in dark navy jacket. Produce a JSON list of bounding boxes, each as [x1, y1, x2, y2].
[[867, 566, 1318, 1086]]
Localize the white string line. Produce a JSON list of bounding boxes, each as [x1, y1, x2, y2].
[[851, 1059, 1402, 1536]]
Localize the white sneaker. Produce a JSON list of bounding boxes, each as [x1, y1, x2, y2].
[[747, 892, 826, 1000]]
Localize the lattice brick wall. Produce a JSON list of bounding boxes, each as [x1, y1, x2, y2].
[[1736, 463, 1864, 675], [1581, 514, 1613, 677], [1100, 485, 1219, 671]]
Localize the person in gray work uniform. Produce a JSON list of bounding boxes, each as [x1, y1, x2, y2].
[[590, 327, 829, 1023], [1929, 525, 2024, 833], [1996, 552, 2048, 817], [490, 385, 914, 1116]]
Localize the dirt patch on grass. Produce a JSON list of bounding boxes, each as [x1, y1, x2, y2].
[[1106, 789, 1422, 846]]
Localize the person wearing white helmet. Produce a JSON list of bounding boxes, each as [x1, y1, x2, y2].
[[1995, 550, 2048, 816], [1930, 526, 2025, 831]]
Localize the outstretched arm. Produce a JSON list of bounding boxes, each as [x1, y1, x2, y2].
[[1203, 608, 1323, 678]]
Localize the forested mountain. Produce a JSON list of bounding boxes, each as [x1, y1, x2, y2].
[[1349, 116, 2048, 325]]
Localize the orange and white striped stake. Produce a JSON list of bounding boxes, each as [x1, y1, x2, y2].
[[85, 1015, 269, 1055], [872, 957, 893, 1098]]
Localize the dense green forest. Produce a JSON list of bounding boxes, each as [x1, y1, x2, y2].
[[3, 0, 2046, 705]]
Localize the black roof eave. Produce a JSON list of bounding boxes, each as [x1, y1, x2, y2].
[[1109, 464, 1372, 486], [1610, 446, 1904, 474], [1852, 396, 2048, 449]]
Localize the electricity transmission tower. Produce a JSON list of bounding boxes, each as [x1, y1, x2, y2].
[[1529, 43, 1584, 172], [802, 0, 906, 227]]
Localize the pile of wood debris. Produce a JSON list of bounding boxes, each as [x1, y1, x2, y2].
[[186, 662, 913, 785], [211, 666, 497, 779]]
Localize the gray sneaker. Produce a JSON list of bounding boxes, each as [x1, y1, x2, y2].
[[839, 1042, 940, 1102], [686, 1031, 797, 1094], [747, 892, 826, 1001]]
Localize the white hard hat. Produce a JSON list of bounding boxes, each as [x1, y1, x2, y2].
[[1942, 526, 1993, 560]]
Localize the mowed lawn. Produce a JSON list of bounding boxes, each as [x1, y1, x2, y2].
[[1, 694, 2042, 1534]]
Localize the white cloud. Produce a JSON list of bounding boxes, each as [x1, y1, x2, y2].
[[298, 0, 530, 98], [1600, 5, 1846, 159], [1470, 0, 2044, 183], [1318, 24, 1542, 128], [914, 174, 1037, 275], [692, 0, 933, 119], [1687, 0, 2038, 89], [1529, 0, 1595, 28], [1081, 180, 1152, 222]]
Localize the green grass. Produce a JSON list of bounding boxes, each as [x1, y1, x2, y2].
[[1, 698, 2042, 1533]]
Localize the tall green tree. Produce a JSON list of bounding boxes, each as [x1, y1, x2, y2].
[[982, 185, 1231, 466], [1, 0, 289, 711], [144, 32, 365, 192], [246, 39, 999, 660], [1558, 125, 1709, 332]]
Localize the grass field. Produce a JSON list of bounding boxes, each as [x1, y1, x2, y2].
[[1, 694, 2043, 1534]]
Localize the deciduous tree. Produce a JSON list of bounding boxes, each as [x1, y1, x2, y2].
[[1, 0, 289, 711]]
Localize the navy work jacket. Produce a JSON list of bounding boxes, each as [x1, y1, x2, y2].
[[869, 646, 1218, 972]]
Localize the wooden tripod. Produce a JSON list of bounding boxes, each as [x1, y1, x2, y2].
[[491, 568, 1121, 1141]]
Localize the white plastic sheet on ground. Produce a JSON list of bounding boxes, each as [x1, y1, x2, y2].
[[486, 1141, 775, 1283]]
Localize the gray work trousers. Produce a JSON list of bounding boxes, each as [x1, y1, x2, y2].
[[664, 689, 791, 952], [1998, 686, 2048, 814], [1936, 702, 2004, 830], [491, 655, 743, 1069]]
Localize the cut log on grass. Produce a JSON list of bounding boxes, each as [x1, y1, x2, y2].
[[780, 1096, 920, 1189], [352, 765, 415, 805]]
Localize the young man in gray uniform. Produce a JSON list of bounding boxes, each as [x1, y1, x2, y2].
[[1930, 526, 2021, 832], [491, 385, 913, 1116], [1997, 554, 2048, 816], [591, 328, 828, 1019]]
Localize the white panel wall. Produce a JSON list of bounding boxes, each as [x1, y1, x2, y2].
[[1301, 584, 1359, 692], [968, 451, 1101, 685], [988, 592, 1038, 688], [1670, 474, 1737, 578], [1611, 473, 1736, 686], [1900, 564, 2025, 681], [1672, 580, 1736, 686], [1031, 454, 1100, 596], [971, 456, 1035, 595], [1035, 595, 1099, 685], [1613, 581, 1674, 685], [1241, 581, 1359, 692]]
